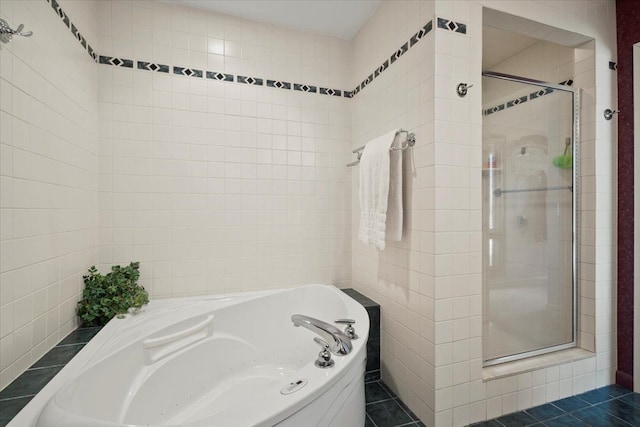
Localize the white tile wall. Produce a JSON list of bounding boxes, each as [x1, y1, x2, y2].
[[97, 1, 353, 298], [0, 2, 619, 425], [0, 0, 99, 390], [351, 0, 616, 426], [351, 1, 437, 423]]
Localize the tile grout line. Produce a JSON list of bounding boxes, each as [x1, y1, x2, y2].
[[0, 394, 36, 402], [54, 343, 89, 348], [480, 389, 639, 426], [365, 412, 378, 427], [26, 364, 67, 371], [393, 396, 419, 423]]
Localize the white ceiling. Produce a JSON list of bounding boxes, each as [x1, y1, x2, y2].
[[482, 26, 540, 69], [167, 0, 381, 40]]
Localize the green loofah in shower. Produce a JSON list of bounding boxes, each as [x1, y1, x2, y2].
[[553, 141, 572, 169]]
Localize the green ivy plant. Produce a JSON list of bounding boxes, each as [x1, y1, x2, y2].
[[77, 262, 149, 326]]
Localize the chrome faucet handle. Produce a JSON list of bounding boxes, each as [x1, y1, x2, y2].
[[335, 319, 358, 340], [313, 337, 334, 368]]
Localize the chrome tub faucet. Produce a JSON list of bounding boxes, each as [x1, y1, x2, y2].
[[291, 314, 353, 356]]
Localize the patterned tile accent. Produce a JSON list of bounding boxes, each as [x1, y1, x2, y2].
[[529, 87, 554, 99], [506, 95, 528, 108], [293, 83, 318, 93], [267, 80, 292, 90], [99, 55, 133, 68], [348, 19, 435, 96], [374, 60, 389, 78], [390, 42, 409, 65], [319, 88, 342, 97], [237, 75, 264, 85], [173, 66, 203, 78], [437, 17, 467, 34], [137, 61, 169, 73], [410, 21, 433, 46], [483, 79, 574, 116], [484, 103, 505, 116], [206, 71, 234, 82], [360, 74, 374, 90], [46, 1, 440, 101], [46, 0, 98, 61]]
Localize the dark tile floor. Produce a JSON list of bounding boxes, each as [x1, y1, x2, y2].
[[0, 326, 101, 427], [471, 384, 640, 427], [2, 329, 638, 427], [365, 379, 426, 427]]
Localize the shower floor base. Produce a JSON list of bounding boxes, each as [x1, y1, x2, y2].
[[483, 347, 594, 381]]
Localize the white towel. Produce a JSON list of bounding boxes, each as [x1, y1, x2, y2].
[[358, 130, 403, 250]]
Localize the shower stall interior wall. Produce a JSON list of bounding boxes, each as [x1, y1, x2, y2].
[[0, 0, 619, 426]]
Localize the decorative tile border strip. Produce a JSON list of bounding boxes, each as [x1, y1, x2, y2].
[[349, 20, 434, 96], [483, 79, 574, 116], [99, 55, 133, 68], [207, 71, 234, 82], [294, 83, 317, 93], [173, 66, 203, 78], [267, 80, 292, 90], [237, 76, 264, 86], [137, 61, 169, 73], [437, 17, 467, 34], [45, 0, 448, 101], [46, 0, 98, 61]]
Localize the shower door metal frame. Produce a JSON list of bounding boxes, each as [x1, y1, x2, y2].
[[482, 71, 580, 367]]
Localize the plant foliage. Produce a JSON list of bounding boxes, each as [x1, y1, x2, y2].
[[77, 262, 149, 326]]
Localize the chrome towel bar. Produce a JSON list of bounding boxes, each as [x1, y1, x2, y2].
[[347, 129, 416, 167]]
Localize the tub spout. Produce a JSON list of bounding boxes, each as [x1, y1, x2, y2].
[[291, 314, 352, 356]]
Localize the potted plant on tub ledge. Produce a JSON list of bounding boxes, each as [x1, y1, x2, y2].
[[76, 261, 149, 327]]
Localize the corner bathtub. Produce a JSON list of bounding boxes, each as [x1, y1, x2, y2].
[[21, 285, 369, 427]]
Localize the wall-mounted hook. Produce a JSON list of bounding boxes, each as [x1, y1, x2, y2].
[[456, 83, 473, 97], [604, 108, 620, 120], [0, 19, 33, 44]]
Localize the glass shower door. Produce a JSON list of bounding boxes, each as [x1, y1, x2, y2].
[[482, 72, 577, 365]]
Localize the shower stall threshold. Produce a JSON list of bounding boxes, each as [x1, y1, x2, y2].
[[482, 348, 594, 381]]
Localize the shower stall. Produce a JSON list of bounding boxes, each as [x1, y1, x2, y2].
[[482, 72, 578, 366]]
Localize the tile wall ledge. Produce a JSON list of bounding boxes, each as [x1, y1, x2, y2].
[[482, 348, 595, 381]]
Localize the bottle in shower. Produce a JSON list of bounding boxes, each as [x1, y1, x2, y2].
[[486, 144, 497, 169]]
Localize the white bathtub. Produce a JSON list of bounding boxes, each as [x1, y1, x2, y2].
[[14, 284, 369, 427]]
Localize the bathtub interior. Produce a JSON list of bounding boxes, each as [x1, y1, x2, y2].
[[46, 285, 368, 426]]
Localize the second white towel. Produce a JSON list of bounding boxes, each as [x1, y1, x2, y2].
[[358, 130, 403, 250]]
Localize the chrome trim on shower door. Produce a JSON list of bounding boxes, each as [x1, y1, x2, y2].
[[482, 72, 579, 367]]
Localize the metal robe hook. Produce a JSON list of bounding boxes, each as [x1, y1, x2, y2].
[[0, 19, 33, 44], [456, 83, 473, 97], [603, 108, 620, 120]]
